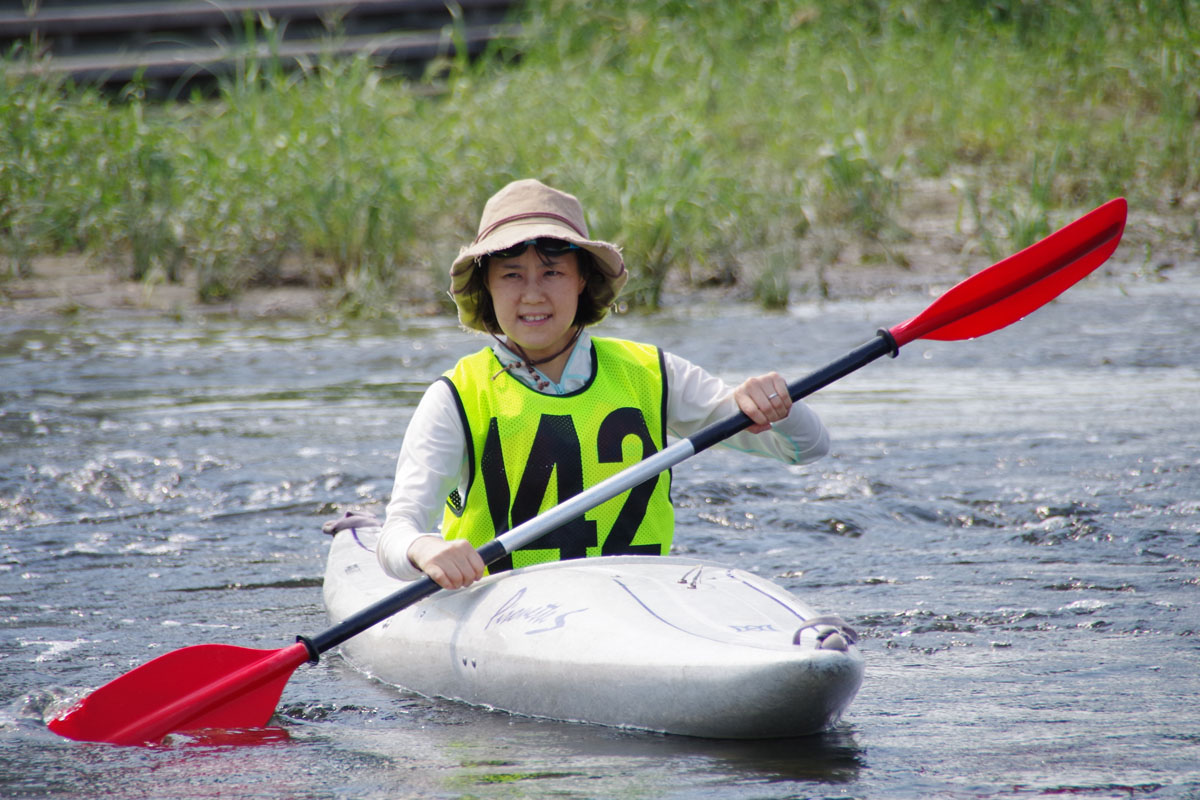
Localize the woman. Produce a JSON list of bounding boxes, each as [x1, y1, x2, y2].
[[377, 179, 829, 589]]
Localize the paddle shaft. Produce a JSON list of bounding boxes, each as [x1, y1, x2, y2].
[[305, 330, 899, 656]]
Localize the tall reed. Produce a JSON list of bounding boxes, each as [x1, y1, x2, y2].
[[1, 0, 1195, 311]]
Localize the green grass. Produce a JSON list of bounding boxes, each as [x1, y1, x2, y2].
[[2, 0, 1197, 313]]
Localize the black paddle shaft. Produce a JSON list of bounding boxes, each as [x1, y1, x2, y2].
[[689, 329, 898, 454], [304, 578, 441, 656]]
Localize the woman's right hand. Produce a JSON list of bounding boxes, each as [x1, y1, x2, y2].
[[733, 371, 792, 434], [407, 536, 486, 590]]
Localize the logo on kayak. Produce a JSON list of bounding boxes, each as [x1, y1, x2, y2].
[[730, 624, 780, 633], [485, 588, 588, 635]]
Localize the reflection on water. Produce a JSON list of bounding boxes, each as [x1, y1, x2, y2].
[[2, 274, 1199, 798]]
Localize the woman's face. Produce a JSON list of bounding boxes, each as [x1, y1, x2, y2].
[[486, 246, 587, 362]]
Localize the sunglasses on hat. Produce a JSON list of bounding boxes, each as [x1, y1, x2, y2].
[[488, 238, 581, 260]]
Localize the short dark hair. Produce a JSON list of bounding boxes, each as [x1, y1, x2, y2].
[[465, 248, 608, 335]]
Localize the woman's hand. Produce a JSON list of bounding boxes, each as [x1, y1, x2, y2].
[[408, 536, 486, 590], [734, 371, 792, 434]]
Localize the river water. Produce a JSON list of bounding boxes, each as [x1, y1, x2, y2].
[[3, 267, 1198, 799]]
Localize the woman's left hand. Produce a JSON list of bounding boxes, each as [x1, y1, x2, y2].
[[734, 372, 792, 434]]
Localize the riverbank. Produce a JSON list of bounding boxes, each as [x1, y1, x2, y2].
[[4, 180, 1196, 321], [4, 2, 1197, 319]]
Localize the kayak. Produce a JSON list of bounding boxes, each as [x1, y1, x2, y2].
[[322, 520, 863, 739]]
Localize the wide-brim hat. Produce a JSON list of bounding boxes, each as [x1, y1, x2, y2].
[[449, 179, 627, 332]]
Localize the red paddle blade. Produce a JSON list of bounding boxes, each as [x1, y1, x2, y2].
[[889, 197, 1127, 347], [47, 642, 310, 746]]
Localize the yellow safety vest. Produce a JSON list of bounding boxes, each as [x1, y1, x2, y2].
[[440, 337, 674, 573]]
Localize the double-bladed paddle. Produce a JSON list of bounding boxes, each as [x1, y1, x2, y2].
[[48, 197, 1127, 746]]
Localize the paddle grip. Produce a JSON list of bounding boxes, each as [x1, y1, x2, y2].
[[687, 331, 898, 455]]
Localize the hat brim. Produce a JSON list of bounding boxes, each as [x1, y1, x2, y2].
[[449, 220, 627, 332]]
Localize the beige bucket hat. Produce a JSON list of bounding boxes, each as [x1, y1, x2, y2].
[[449, 179, 627, 332]]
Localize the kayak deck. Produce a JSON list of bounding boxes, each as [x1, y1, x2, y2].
[[323, 525, 862, 738]]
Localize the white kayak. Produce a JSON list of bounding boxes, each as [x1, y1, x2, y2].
[[322, 523, 863, 739]]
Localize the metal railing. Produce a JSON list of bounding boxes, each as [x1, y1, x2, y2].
[[2, 1, 521, 87]]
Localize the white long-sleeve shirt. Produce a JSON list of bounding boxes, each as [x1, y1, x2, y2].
[[377, 331, 830, 580]]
